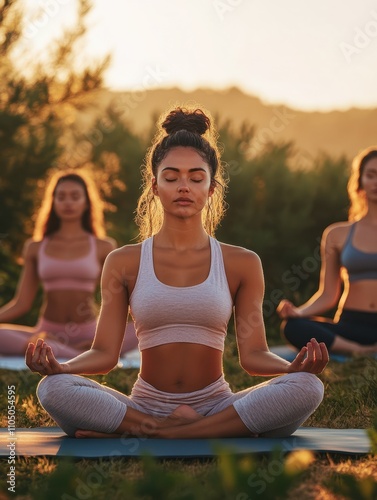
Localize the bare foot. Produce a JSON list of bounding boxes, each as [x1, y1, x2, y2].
[[75, 406, 203, 439], [364, 343, 377, 354], [352, 343, 377, 355], [164, 404, 203, 426]]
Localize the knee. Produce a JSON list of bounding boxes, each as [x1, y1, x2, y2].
[[37, 374, 76, 410], [294, 372, 324, 408]]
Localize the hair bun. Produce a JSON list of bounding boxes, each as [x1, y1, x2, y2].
[[162, 107, 210, 136]]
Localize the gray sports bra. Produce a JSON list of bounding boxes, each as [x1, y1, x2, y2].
[[129, 236, 233, 351], [340, 223, 377, 282]]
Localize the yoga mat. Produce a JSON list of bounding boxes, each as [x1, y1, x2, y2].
[[0, 427, 370, 457], [0, 349, 141, 371]]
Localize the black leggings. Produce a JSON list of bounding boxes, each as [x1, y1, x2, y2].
[[281, 309, 377, 350]]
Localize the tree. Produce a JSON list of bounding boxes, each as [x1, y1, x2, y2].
[[0, 0, 110, 256], [89, 105, 145, 244]]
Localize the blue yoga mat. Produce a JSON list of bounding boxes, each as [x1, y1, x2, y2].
[[0, 427, 370, 457]]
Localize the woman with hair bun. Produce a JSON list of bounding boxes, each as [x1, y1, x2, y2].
[[278, 146, 377, 355], [0, 170, 137, 357], [28, 106, 327, 440]]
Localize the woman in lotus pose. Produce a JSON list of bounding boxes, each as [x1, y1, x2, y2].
[[27, 107, 327, 439], [278, 146, 377, 355], [0, 170, 137, 358]]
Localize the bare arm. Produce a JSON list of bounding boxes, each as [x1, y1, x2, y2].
[[277, 225, 343, 319], [0, 240, 40, 322], [26, 248, 130, 375], [234, 248, 328, 376]]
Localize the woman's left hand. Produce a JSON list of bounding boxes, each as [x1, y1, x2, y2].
[[25, 338, 68, 376], [287, 338, 329, 374]]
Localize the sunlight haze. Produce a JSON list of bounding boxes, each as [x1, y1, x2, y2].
[[19, 0, 377, 111]]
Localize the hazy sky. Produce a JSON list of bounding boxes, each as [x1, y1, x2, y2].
[[20, 0, 377, 111]]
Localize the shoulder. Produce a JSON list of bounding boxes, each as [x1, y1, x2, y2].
[[220, 241, 261, 264], [219, 242, 263, 281], [323, 221, 353, 247], [101, 243, 142, 290], [103, 243, 142, 273], [22, 239, 41, 260], [324, 221, 353, 236], [218, 241, 264, 299], [95, 236, 117, 253]]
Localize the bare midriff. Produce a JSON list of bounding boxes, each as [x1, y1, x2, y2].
[[343, 281, 377, 311], [41, 290, 98, 323], [140, 343, 223, 393]]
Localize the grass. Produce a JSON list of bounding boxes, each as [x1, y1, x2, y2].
[[1, 335, 377, 499]]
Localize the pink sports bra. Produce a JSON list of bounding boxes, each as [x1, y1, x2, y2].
[[38, 235, 101, 292]]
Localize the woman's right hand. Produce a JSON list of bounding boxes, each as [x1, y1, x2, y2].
[[25, 338, 68, 376], [276, 299, 302, 319]]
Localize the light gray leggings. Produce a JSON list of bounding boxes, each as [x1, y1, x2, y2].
[[37, 372, 324, 438]]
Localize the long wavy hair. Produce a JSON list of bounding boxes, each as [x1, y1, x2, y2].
[[33, 170, 106, 240], [347, 146, 377, 221], [135, 105, 228, 240]]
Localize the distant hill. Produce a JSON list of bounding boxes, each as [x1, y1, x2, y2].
[[84, 86, 377, 165]]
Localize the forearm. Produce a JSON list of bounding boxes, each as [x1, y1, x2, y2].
[[62, 348, 118, 375], [0, 300, 29, 323], [241, 350, 291, 376], [295, 291, 339, 317]]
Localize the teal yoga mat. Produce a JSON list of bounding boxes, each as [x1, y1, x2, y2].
[[0, 427, 370, 457]]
